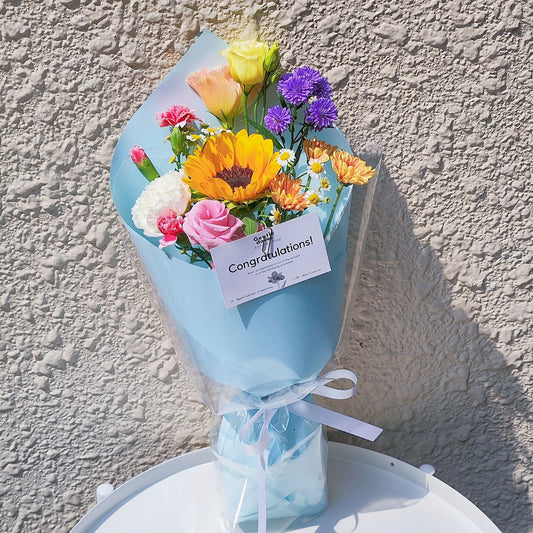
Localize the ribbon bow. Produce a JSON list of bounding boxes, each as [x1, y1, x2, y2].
[[237, 369, 382, 533]]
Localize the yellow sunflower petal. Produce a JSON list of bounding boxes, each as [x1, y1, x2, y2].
[[205, 132, 234, 173]]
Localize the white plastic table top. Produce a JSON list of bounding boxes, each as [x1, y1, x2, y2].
[[71, 442, 500, 533]]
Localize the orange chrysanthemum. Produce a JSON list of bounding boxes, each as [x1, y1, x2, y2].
[[303, 138, 338, 163], [183, 130, 281, 202], [331, 150, 376, 185], [270, 173, 310, 211]]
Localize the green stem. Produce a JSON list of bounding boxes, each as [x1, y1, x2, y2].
[[293, 125, 307, 142], [191, 246, 213, 269], [176, 244, 212, 269], [261, 85, 267, 124], [324, 184, 344, 238], [220, 112, 232, 130], [294, 124, 310, 164], [289, 106, 297, 146], [243, 91, 250, 133]]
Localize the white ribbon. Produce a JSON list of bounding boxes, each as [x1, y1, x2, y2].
[[236, 369, 382, 533]]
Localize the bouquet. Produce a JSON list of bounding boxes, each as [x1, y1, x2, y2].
[[111, 31, 382, 532]]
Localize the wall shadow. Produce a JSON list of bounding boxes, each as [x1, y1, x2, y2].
[[324, 158, 531, 532]]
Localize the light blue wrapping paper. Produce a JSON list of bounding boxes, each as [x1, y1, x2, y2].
[[110, 31, 360, 527], [111, 31, 354, 403], [213, 400, 328, 525]]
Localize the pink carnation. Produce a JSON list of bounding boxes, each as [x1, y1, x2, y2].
[[156, 105, 200, 128], [183, 200, 245, 252], [157, 212, 184, 249]]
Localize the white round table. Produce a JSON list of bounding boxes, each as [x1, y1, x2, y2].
[[71, 442, 500, 532]]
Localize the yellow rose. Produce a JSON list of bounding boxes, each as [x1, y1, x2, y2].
[[221, 40, 270, 88]]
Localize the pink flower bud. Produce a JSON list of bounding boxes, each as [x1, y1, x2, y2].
[[130, 145, 147, 164], [129, 145, 159, 181]]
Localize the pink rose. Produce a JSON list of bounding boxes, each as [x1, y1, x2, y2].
[[183, 200, 245, 252], [156, 105, 200, 128]]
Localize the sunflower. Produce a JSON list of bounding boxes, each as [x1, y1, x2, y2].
[[270, 173, 310, 212], [183, 129, 281, 203]]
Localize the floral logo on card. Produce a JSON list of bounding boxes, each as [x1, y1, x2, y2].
[[268, 271, 286, 289]]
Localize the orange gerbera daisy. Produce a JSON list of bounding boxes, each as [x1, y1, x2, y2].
[[270, 173, 310, 211], [303, 138, 338, 163], [331, 150, 376, 185], [183, 130, 281, 202]]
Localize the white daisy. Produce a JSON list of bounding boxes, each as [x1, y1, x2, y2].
[[307, 158, 326, 179], [276, 148, 295, 167], [319, 177, 331, 191], [202, 126, 227, 137], [186, 133, 206, 143], [306, 190, 323, 206], [269, 209, 283, 225]]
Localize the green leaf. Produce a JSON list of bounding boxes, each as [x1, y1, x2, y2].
[[242, 216, 258, 236], [231, 205, 252, 220], [176, 233, 191, 247], [247, 118, 283, 150], [191, 191, 207, 200]]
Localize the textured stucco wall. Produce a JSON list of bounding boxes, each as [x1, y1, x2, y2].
[[0, 0, 531, 531]]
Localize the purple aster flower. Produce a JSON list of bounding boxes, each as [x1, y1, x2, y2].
[[264, 105, 292, 134], [305, 98, 338, 131], [313, 76, 333, 99], [293, 66, 322, 84], [292, 67, 333, 98], [278, 74, 314, 105]]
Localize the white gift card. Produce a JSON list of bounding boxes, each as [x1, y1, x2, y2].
[[211, 212, 331, 308]]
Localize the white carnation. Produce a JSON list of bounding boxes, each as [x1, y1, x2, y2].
[[131, 170, 191, 237]]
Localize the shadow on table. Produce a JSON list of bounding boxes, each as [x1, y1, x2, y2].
[[285, 456, 429, 532]]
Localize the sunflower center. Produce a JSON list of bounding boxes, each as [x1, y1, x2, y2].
[[215, 165, 253, 190]]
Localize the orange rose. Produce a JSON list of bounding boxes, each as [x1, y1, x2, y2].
[[187, 66, 243, 129]]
